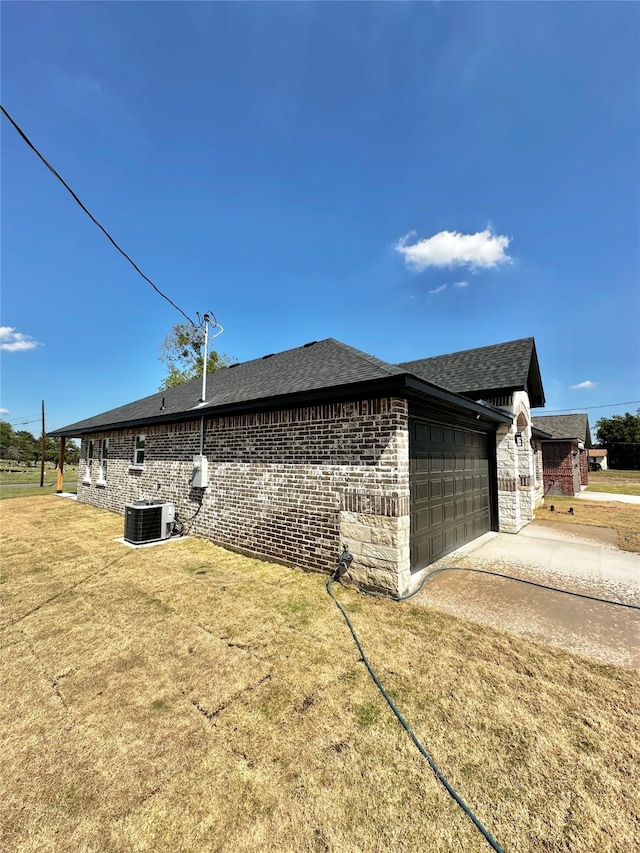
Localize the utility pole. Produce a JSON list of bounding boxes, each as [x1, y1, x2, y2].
[[40, 400, 45, 487]]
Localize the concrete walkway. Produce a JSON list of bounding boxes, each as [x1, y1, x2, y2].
[[575, 490, 640, 505], [414, 520, 640, 669]]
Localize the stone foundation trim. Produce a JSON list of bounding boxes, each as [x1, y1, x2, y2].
[[338, 512, 411, 596], [340, 491, 410, 517]]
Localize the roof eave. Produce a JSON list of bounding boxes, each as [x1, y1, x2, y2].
[[532, 427, 553, 439], [49, 372, 512, 438], [48, 375, 411, 438], [404, 377, 512, 424]]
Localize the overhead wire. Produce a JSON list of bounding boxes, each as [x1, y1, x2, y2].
[[544, 400, 639, 413], [5, 419, 40, 428], [5, 414, 40, 424], [1, 104, 198, 328]]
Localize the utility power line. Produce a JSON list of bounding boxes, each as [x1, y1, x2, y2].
[[1, 105, 197, 327], [4, 419, 40, 427], [4, 413, 41, 424], [544, 400, 640, 413]]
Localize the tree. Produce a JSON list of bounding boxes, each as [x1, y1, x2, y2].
[[595, 410, 640, 470], [0, 421, 78, 467], [14, 430, 38, 465], [158, 323, 235, 390], [65, 441, 81, 465], [0, 420, 13, 458]]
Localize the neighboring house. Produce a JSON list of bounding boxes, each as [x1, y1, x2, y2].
[[531, 414, 591, 496], [50, 337, 546, 597], [587, 448, 608, 470]]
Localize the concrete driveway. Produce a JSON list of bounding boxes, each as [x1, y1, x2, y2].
[[414, 520, 640, 669]]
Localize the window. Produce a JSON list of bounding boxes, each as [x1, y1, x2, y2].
[[84, 440, 94, 483], [98, 438, 109, 483], [133, 435, 145, 467]]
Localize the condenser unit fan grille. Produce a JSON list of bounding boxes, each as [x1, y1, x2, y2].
[[124, 501, 172, 544]]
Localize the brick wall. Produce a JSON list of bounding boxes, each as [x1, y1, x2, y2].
[[579, 448, 589, 486], [541, 441, 578, 496], [77, 397, 410, 578]]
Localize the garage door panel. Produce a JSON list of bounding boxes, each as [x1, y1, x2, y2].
[[410, 419, 492, 571], [430, 480, 442, 500], [414, 480, 430, 501]]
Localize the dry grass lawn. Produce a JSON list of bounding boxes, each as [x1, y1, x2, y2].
[[1, 496, 639, 853], [536, 496, 640, 553]]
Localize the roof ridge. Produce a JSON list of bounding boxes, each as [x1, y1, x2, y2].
[[327, 338, 403, 377], [399, 336, 534, 366]]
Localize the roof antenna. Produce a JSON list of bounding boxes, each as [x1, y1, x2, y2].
[[199, 311, 224, 403], [200, 313, 210, 403]]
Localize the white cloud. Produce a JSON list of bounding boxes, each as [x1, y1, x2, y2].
[[453, 281, 469, 288], [428, 284, 447, 295], [395, 227, 511, 271], [0, 327, 41, 352], [570, 380, 596, 390], [0, 408, 9, 415]]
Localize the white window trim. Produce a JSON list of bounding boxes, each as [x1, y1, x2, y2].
[[96, 438, 109, 485], [83, 440, 94, 484], [132, 434, 146, 468]]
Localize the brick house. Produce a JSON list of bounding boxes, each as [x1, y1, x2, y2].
[[50, 337, 546, 596], [531, 414, 591, 496]]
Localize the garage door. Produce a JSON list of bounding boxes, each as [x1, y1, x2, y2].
[[410, 420, 491, 571]]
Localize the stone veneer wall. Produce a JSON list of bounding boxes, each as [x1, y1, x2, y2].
[[77, 397, 411, 594], [492, 390, 537, 533]]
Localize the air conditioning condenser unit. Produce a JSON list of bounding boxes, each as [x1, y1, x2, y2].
[[124, 500, 175, 545]]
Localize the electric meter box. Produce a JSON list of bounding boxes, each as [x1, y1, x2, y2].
[[192, 455, 209, 488]]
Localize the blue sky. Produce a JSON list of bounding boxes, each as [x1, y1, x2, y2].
[[2, 1, 639, 439]]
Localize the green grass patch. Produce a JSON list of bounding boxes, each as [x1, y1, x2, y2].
[[585, 483, 640, 495], [587, 469, 640, 495], [0, 484, 77, 500], [0, 465, 78, 485], [354, 701, 382, 728]]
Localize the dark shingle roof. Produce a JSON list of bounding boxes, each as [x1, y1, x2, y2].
[[50, 336, 533, 437], [532, 414, 591, 445], [397, 337, 545, 407], [49, 339, 407, 436]]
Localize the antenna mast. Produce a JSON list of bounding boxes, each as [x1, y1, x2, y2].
[[200, 313, 210, 403]]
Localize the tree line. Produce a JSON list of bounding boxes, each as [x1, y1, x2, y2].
[[595, 411, 640, 470], [0, 421, 80, 466]]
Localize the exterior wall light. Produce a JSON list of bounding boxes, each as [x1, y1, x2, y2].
[[515, 432, 523, 447]]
